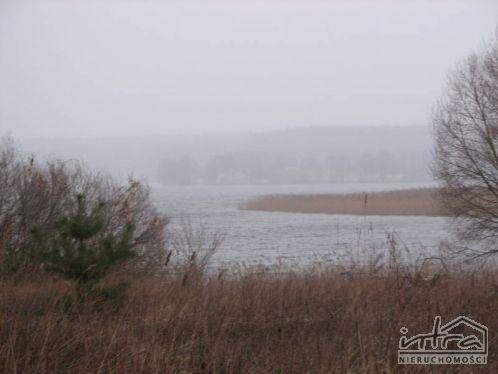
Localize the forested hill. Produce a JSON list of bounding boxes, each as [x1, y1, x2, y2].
[[19, 126, 432, 185]]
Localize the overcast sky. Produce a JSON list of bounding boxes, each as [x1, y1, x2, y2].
[[1, 0, 497, 139]]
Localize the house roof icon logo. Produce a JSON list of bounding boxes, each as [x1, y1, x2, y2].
[[398, 315, 488, 365]]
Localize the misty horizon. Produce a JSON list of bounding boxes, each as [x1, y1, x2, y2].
[[16, 125, 433, 185]]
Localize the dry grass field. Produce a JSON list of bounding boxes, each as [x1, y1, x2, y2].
[[242, 188, 446, 216], [1, 259, 496, 373]]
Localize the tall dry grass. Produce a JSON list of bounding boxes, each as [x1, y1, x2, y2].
[[1, 254, 496, 373], [242, 188, 446, 216]]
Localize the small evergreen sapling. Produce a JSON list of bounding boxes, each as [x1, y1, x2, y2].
[[32, 194, 136, 301]]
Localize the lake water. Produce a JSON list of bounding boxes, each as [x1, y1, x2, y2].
[[151, 183, 451, 267]]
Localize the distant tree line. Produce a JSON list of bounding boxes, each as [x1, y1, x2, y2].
[[156, 150, 431, 185]]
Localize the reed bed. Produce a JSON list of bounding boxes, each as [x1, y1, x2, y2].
[[1, 258, 496, 373], [242, 188, 446, 216]]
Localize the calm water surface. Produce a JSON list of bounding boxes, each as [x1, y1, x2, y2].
[[151, 183, 450, 266]]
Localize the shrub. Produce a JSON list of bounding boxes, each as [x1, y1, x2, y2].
[[0, 137, 169, 278]]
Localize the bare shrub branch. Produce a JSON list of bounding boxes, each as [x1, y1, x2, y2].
[[168, 218, 224, 284], [0, 137, 169, 277]]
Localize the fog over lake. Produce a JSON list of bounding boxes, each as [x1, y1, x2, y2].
[[1, 0, 496, 266], [18, 126, 433, 185]]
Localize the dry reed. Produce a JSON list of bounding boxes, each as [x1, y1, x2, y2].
[[242, 188, 446, 216], [1, 259, 496, 373]]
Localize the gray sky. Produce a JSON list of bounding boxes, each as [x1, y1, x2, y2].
[[1, 0, 497, 138]]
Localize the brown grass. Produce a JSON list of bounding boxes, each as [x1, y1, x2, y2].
[[1, 261, 496, 373], [242, 188, 446, 216]]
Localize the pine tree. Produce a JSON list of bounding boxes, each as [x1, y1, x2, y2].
[[32, 194, 136, 297]]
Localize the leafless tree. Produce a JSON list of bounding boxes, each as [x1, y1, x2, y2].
[[433, 33, 498, 256]]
